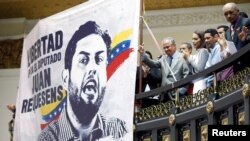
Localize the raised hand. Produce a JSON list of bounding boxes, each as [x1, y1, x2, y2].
[[237, 26, 249, 41], [138, 44, 145, 54], [182, 51, 189, 60], [217, 36, 227, 51]]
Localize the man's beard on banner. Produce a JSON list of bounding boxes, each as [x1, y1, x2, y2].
[[68, 79, 105, 125]]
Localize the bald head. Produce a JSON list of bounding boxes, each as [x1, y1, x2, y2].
[[222, 2, 239, 24], [223, 2, 238, 12]]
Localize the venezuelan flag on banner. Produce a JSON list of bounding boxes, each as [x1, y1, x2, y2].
[[14, 0, 140, 140]]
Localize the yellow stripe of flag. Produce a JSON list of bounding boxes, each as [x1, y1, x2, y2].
[[111, 29, 132, 49], [39, 89, 67, 115]]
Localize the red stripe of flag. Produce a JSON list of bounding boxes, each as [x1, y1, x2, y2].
[[107, 48, 134, 80], [40, 113, 61, 130]]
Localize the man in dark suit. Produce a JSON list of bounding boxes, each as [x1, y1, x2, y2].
[[223, 2, 250, 50], [135, 51, 162, 107], [135, 50, 162, 94], [223, 2, 250, 72]]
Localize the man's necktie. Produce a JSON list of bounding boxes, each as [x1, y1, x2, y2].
[[231, 25, 234, 40], [168, 56, 173, 66]]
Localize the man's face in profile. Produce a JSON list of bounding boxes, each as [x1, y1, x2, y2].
[[204, 33, 217, 49], [68, 34, 107, 123], [217, 28, 226, 39]]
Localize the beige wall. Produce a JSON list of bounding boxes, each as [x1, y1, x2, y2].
[[0, 3, 250, 141], [142, 3, 250, 58], [0, 69, 19, 141]]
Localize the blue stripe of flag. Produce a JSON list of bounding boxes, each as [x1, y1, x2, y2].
[[42, 97, 67, 122], [108, 40, 131, 64]]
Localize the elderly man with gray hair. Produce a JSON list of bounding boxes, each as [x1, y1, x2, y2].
[[139, 37, 190, 102]]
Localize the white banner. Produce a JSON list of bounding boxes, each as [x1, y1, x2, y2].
[[14, 0, 140, 140]]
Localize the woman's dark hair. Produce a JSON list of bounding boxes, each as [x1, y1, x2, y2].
[[193, 30, 205, 48]]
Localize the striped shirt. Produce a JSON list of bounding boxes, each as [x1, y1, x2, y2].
[[38, 108, 128, 141]]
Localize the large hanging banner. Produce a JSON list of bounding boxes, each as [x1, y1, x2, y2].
[[14, 0, 140, 140]]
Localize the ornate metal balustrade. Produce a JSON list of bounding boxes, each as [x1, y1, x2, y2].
[[134, 43, 250, 141]]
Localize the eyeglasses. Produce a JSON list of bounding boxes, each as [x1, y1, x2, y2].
[[180, 47, 187, 51], [163, 45, 172, 49]]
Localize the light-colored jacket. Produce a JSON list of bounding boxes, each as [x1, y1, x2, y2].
[[142, 51, 190, 87]]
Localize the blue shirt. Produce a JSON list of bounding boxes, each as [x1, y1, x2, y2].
[[205, 43, 222, 69], [205, 42, 222, 87]]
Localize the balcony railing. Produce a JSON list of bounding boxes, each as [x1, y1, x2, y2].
[[134, 43, 250, 141]]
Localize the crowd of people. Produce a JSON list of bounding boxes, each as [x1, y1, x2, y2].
[[136, 2, 250, 106]]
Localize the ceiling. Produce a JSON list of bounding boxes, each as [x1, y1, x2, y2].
[[0, 0, 249, 19]]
